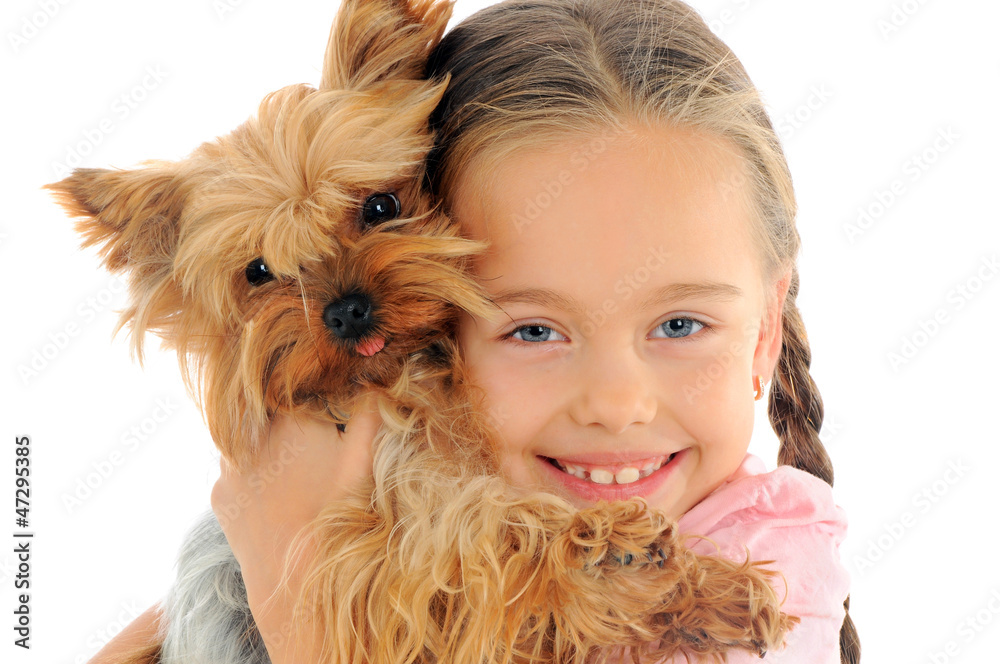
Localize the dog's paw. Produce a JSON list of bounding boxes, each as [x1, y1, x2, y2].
[[553, 499, 677, 571], [609, 545, 670, 568]]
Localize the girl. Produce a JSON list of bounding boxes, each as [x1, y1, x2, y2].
[[92, 0, 857, 662]]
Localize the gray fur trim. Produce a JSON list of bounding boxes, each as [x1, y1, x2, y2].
[[160, 511, 269, 664]]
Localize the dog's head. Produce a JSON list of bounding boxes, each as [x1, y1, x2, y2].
[[46, 0, 492, 469]]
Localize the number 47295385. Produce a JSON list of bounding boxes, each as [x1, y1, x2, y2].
[[15, 435, 30, 526]]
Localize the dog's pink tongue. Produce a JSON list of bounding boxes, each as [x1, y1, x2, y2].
[[356, 337, 385, 357]]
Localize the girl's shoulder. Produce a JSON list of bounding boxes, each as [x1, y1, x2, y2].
[[676, 453, 851, 662], [678, 452, 847, 543], [678, 452, 851, 613]]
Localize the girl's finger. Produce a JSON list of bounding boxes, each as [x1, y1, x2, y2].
[[341, 391, 382, 445]]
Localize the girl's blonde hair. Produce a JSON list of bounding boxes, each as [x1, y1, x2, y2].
[[423, 0, 859, 660]]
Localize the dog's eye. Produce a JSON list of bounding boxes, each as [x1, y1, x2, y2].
[[361, 192, 401, 227], [245, 258, 274, 286]]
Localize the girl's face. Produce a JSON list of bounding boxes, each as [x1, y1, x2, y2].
[[452, 124, 790, 519]]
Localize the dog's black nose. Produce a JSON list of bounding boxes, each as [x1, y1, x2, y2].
[[324, 292, 375, 339]]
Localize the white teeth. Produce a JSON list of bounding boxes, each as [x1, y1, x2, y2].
[[615, 467, 641, 484], [553, 454, 676, 485], [589, 469, 614, 484]]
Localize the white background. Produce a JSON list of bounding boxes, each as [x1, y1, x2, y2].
[[2, 0, 998, 662]]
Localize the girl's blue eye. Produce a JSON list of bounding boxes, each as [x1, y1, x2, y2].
[[653, 317, 707, 340], [501, 318, 710, 344], [506, 324, 565, 343]]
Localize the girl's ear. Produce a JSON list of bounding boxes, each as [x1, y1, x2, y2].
[[752, 268, 793, 381], [319, 0, 454, 91]]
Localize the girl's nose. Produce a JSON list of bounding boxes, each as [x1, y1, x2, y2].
[[567, 348, 657, 434]]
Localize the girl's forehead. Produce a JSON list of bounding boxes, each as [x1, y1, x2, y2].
[[453, 125, 760, 293], [455, 125, 750, 229]]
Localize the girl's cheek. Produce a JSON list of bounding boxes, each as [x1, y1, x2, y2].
[[466, 350, 523, 421], [682, 359, 755, 437], [478, 355, 555, 440]]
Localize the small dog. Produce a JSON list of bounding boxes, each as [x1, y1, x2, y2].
[[47, 0, 797, 662]]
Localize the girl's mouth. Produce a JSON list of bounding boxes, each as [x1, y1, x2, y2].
[[546, 453, 677, 485], [539, 449, 688, 502]]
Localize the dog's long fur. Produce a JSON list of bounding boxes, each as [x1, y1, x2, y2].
[[48, 0, 799, 662]]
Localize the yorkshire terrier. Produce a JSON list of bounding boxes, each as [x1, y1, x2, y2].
[[47, 0, 797, 662]]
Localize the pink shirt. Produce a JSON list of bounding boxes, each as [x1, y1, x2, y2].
[[665, 452, 852, 663]]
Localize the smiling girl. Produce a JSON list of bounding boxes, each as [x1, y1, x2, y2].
[[414, 0, 856, 658], [92, 0, 857, 662], [451, 123, 778, 518]]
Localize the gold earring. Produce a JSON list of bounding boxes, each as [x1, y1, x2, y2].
[[753, 375, 765, 401]]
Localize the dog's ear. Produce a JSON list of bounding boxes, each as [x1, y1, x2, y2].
[[44, 166, 186, 361], [320, 0, 454, 91], [45, 166, 184, 271]]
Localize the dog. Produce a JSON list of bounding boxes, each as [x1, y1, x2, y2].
[[47, 0, 797, 662]]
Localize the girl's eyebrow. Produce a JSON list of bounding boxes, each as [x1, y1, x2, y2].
[[490, 282, 743, 315]]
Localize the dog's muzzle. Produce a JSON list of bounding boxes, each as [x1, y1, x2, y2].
[[324, 292, 385, 356], [324, 291, 375, 338]]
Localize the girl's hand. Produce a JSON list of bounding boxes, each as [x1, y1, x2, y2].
[[210, 392, 381, 663], [86, 604, 163, 664]]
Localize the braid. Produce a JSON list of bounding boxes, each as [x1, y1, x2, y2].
[[840, 595, 861, 664], [769, 268, 832, 485], [768, 267, 860, 663]]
